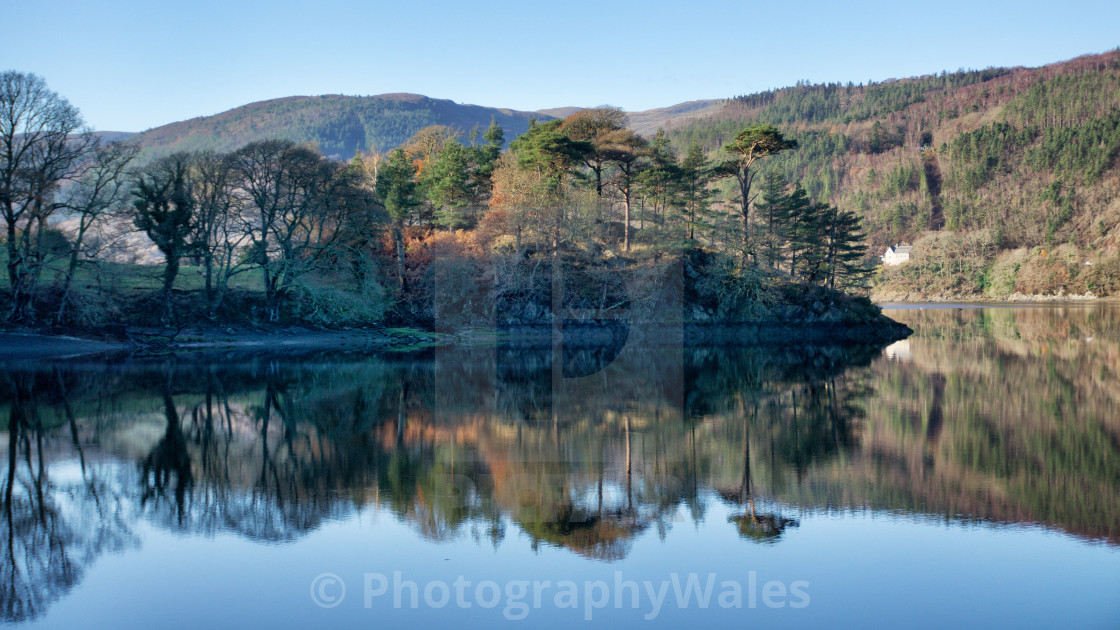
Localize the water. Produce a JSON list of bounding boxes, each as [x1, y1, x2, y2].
[[2, 304, 1119, 628]]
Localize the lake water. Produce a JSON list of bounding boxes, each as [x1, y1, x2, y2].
[[2, 304, 1118, 629]]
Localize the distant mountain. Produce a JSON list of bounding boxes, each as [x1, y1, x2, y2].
[[93, 131, 135, 143], [126, 93, 554, 159], [626, 99, 724, 136], [535, 106, 584, 119], [533, 100, 725, 136], [122, 92, 732, 162]]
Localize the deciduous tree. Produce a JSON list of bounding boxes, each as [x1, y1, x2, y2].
[[0, 71, 97, 321], [55, 141, 138, 323]]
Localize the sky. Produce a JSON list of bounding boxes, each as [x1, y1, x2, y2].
[[3, 0, 1118, 132]]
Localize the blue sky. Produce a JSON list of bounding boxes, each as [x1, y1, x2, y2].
[[3, 0, 1118, 132]]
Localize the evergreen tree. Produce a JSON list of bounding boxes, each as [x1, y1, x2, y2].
[[637, 128, 683, 254], [754, 170, 788, 267], [782, 185, 825, 282], [678, 143, 714, 243], [422, 140, 472, 229], [601, 129, 649, 252], [375, 148, 420, 292], [715, 125, 797, 258], [559, 106, 628, 197], [471, 117, 505, 197], [820, 205, 871, 290], [509, 119, 591, 194], [132, 153, 196, 324]]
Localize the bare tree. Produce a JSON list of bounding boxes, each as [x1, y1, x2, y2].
[[55, 142, 138, 323], [231, 140, 361, 321], [0, 71, 97, 321], [190, 151, 247, 316]]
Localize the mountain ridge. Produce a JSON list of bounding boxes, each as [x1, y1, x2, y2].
[[126, 92, 559, 159]]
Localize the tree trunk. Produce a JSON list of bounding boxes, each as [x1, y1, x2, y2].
[[5, 225, 26, 322], [204, 249, 215, 315], [740, 179, 751, 255], [162, 254, 179, 325], [56, 247, 81, 324], [623, 191, 632, 252], [393, 224, 408, 293]]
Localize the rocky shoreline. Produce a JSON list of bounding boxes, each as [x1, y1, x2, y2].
[[871, 290, 1114, 303], [0, 313, 912, 362]]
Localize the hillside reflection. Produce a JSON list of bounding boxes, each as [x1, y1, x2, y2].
[[2, 305, 1119, 621]]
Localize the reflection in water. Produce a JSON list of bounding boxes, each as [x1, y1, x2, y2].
[[1, 304, 1119, 622], [2, 371, 137, 622]]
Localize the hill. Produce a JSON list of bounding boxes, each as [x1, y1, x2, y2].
[[113, 50, 1120, 299], [126, 93, 553, 159], [533, 100, 726, 136], [625, 98, 724, 136], [661, 50, 1120, 299]]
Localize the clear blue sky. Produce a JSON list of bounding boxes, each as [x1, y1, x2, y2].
[[3, 0, 1118, 132]]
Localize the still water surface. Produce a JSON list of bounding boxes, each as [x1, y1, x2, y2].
[[2, 304, 1119, 628]]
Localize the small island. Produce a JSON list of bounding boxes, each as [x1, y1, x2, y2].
[[0, 81, 907, 351]]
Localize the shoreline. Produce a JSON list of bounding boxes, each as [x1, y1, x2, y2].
[[872, 293, 1119, 305], [877, 298, 1120, 310], [0, 332, 129, 361], [0, 317, 913, 362], [13, 295, 1119, 362]]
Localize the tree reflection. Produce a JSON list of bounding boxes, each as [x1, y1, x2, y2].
[[139, 366, 193, 523], [1, 372, 135, 623], [3, 308, 1118, 620]]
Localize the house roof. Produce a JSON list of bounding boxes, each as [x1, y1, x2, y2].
[[892, 245, 914, 254]]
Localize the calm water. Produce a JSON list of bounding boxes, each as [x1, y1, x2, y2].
[[2, 305, 1119, 629]]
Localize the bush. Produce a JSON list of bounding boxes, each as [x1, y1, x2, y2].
[[985, 249, 1030, 297], [291, 272, 387, 326]]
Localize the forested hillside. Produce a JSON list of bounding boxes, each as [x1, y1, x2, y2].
[[664, 50, 1120, 299], [127, 93, 552, 159]]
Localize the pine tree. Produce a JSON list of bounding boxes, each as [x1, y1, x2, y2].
[[678, 143, 714, 243], [715, 125, 797, 257], [821, 205, 871, 290], [422, 140, 472, 230], [754, 170, 788, 268], [472, 117, 504, 196], [783, 184, 825, 282], [637, 128, 683, 254], [375, 148, 420, 292]]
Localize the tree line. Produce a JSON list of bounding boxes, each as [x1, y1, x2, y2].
[[1, 71, 873, 327]]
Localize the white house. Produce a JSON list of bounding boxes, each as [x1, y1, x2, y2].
[[883, 339, 912, 362], [881, 245, 913, 266]]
